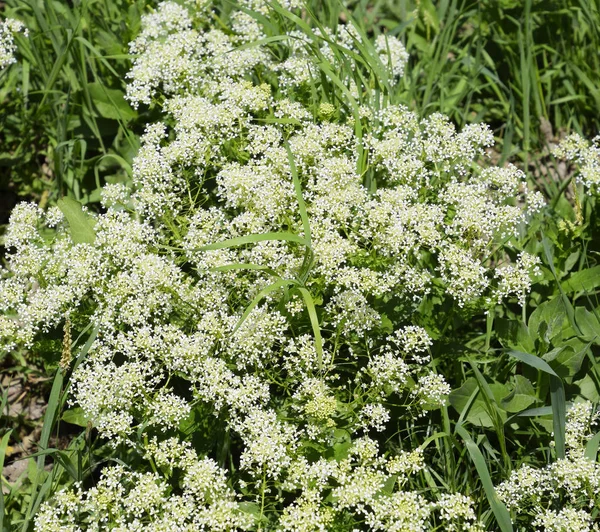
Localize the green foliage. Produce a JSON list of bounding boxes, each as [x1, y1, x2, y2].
[[0, 0, 143, 209]]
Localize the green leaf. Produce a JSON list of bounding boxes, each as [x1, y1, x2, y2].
[[561, 266, 600, 293], [331, 429, 352, 461], [61, 407, 89, 428], [57, 197, 96, 244], [238, 502, 262, 518], [501, 375, 539, 413], [575, 307, 600, 343], [585, 431, 600, 461], [507, 350, 566, 459], [496, 318, 534, 352], [455, 424, 513, 532], [87, 82, 137, 121], [542, 236, 580, 337], [199, 232, 308, 251], [528, 297, 567, 344], [0, 429, 13, 529], [233, 279, 297, 333], [284, 138, 311, 246], [575, 373, 600, 402], [542, 344, 586, 378], [449, 378, 508, 427], [23, 368, 64, 530], [295, 287, 323, 371]]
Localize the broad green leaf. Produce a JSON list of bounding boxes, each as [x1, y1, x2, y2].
[[61, 407, 89, 427], [585, 431, 600, 461], [575, 307, 600, 342], [87, 82, 137, 121], [331, 429, 352, 461], [528, 297, 567, 344], [57, 197, 96, 244], [501, 375, 539, 413], [563, 250, 581, 274], [574, 373, 600, 402], [561, 266, 600, 293], [449, 378, 508, 427], [496, 318, 534, 352], [543, 342, 588, 378], [239, 502, 262, 518]]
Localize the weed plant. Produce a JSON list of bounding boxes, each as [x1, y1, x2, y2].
[[1, 0, 600, 531]]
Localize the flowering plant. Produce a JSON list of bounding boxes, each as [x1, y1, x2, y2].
[[5, 1, 597, 530]]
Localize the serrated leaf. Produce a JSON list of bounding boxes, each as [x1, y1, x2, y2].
[[57, 197, 96, 244]]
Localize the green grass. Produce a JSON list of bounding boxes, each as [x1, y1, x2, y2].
[[0, 0, 144, 208]]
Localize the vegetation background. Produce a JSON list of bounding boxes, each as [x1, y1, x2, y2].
[[1, 0, 600, 530]]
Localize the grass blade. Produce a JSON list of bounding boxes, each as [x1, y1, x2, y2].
[[455, 424, 513, 532], [295, 287, 323, 371], [233, 279, 297, 333], [199, 232, 308, 251], [22, 369, 64, 531], [507, 350, 565, 459], [0, 429, 13, 530]]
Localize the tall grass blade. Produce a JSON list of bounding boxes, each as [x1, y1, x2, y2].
[[455, 424, 513, 532], [507, 350, 565, 459]]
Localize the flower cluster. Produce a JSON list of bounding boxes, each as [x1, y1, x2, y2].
[[554, 133, 600, 191], [496, 401, 600, 531], [35, 439, 254, 531], [0, 0, 546, 529], [0, 17, 27, 71]]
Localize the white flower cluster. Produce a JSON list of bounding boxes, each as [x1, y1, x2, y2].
[[0, 17, 27, 71], [281, 437, 482, 531], [35, 439, 254, 531], [496, 401, 600, 531], [0, 0, 545, 528], [554, 133, 600, 191]]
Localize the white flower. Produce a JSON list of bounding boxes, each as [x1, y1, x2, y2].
[[0, 18, 27, 71]]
